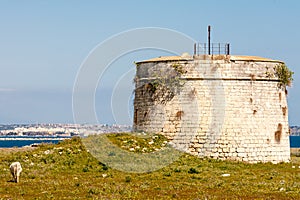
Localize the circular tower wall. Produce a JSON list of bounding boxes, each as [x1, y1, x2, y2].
[[133, 55, 290, 163]]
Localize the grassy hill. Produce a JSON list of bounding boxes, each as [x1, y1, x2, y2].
[[0, 133, 300, 199]]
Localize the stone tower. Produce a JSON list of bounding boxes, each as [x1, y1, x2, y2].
[[133, 54, 290, 163]]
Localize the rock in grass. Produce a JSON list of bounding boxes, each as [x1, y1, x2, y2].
[[221, 174, 230, 177]]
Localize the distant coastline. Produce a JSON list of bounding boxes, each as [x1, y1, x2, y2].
[[0, 135, 299, 148], [0, 135, 71, 140], [0, 124, 299, 148], [0, 124, 131, 148], [0, 138, 67, 148]]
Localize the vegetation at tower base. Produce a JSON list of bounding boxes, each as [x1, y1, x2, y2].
[[1, 135, 300, 199], [274, 63, 294, 89]]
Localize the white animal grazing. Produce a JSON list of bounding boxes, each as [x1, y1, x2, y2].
[[10, 162, 22, 183]]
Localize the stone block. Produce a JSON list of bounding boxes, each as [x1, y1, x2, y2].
[[238, 152, 246, 157], [222, 148, 229, 153], [242, 157, 249, 162], [198, 139, 206, 144], [193, 143, 203, 148]]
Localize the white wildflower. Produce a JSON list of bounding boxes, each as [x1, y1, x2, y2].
[[102, 174, 107, 178], [44, 150, 50, 155], [148, 141, 154, 145], [221, 174, 230, 177]]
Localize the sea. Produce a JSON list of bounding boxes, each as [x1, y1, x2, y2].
[[0, 136, 299, 148], [290, 136, 300, 148], [0, 136, 72, 148]]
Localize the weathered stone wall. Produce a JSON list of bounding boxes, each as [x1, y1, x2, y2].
[[133, 55, 290, 163]]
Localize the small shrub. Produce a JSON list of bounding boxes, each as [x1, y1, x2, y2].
[[28, 174, 36, 179], [171, 63, 186, 74], [188, 167, 199, 174], [83, 167, 89, 172], [164, 172, 171, 177], [274, 64, 294, 89], [174, 168, 181, 173], [88, 188, 100, 195], [65, 159, 75, 167], [102, 165, 108, 171], [144, 82, 158, 94], [125, 176, 131, 183]]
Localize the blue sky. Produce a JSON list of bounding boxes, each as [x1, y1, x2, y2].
[[0, 0, 299, 125]]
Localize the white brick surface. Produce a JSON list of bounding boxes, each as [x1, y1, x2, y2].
[[134, 56, 290, 163]]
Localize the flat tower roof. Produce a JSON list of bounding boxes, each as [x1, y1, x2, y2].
[[136, 55, 283, 64]]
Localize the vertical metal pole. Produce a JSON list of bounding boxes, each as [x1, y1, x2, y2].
[[226, 43, 230, 55], [208, 25, 211, 55], [226, 44, 228, 55], [194, 43, 196, 55]]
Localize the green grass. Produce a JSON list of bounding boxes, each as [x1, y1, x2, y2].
[[106, 132, 169, 153], [0, 134, 300, 199]]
